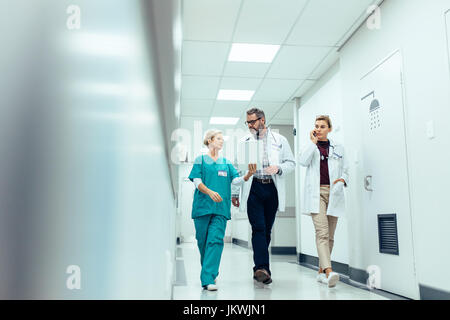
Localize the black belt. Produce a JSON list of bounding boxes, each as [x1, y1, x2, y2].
[[254, 177, 274, 184]]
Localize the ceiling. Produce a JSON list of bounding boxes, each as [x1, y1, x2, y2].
[[180, 0, 381, 132]]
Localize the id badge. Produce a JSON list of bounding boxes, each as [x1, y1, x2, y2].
[[218, 170, 227, 177]]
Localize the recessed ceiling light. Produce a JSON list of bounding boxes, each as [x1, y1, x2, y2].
[[209, 117, 240, 125], [217, 89, 254, 101], [228, 43, 280, 63]]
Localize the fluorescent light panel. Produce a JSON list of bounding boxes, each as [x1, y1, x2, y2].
[[217, 89, 254, 101], [228, 43, 280, 63], [209, 117, 240, 125]]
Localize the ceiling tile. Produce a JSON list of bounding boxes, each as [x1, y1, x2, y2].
[[249, 101, 285, 121], [182, 41, 230, 76], [182, 0, 242, 41], [267, 45, 332, 79], [252, 79, 302, 102], [286, 0, 375, 46], [292, 80, 316, 98], [223, 62, 271, 78], [210, 101, 250, 117], [181, 99, 215, 117], [219, 77, 262, 91], [274, 102, 294, 119], [233, 0, 309, 44], [309, 49, 340, 80], [181, 76, 220, 100]]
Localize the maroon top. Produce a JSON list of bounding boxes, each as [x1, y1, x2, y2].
[[317, 140, 330, 185]]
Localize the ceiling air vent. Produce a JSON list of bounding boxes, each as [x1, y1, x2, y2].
[[378, 214, 399, 255]]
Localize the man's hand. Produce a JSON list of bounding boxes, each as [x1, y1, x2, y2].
[[244, 163, 257, 181], [264, 165, 280, 175], [232, 197, 240, 208]]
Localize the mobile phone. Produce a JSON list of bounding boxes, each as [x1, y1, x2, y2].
[[313, 131, 317, 137]]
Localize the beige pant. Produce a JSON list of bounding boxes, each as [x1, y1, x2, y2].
[[311, 185, 338, 270]]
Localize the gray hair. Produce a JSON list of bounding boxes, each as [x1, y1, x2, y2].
[[246, 107, 265, 120], [203, 129, 223, 146]]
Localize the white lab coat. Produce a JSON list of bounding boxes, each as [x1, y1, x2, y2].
[[237, 128, 295, 213], [298, 138, 349, 217]]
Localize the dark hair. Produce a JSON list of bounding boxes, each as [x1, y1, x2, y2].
[[246, 108, 265, 120]]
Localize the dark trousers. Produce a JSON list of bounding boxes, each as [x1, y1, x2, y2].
[[247, 179, 279, 275]]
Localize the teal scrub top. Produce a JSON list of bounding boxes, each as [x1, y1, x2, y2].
[[188, 155, 240, 220]]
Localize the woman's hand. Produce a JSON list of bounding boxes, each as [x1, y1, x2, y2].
[[310, 130, 318, 144], [244, 163, 257, 181], [208, 190, 223, 202]]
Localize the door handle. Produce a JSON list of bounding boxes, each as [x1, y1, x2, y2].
[[364, 175, 373, 191]]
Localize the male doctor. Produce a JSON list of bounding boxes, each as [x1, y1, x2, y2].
[[232, 108, 295, 284]]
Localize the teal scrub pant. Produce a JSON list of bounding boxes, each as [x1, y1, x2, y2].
[[193, 214, 227, 287]]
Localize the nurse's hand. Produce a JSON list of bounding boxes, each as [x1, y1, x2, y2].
[[208, 190, 223, 202], [232, 197, 240, 208]]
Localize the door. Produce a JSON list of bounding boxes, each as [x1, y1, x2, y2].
[[359, 51, 419, 299]]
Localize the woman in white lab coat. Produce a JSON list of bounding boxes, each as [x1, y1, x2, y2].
[[298, 115, 349, 288]]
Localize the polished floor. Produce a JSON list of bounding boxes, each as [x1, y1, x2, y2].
[[173, 242, 390, 300]]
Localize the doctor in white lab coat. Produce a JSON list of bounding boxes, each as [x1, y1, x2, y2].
[[232, 108, 295, 285], [298, 115, 349, 288]]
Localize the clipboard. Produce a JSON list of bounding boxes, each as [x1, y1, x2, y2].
[[244, 140, 263, 169]]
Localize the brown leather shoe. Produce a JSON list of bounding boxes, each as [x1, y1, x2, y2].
[[254, 269, 272, 284]]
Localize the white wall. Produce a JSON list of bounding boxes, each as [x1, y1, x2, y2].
[[296, 63, 349, 265], [337, 0, 450, 295], [0, 0, 179, 299], [178, 164, 196, 243], [231, 217, 251, 246]]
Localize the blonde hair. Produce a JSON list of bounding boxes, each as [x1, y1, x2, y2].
[[203, 129, 223, 146], [315, 115, 332, 129]]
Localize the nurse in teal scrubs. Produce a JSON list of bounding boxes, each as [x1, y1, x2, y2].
[[189, 129, 255, 291]]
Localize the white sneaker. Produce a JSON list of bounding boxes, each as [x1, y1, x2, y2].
[[204, 284, 218, 291], [325, 272, 339, 288], [317, 273, 326, 283]]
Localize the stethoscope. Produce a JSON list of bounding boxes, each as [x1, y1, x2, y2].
[[318, 143, 342, 161]]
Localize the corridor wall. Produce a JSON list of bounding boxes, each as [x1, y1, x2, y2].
[[0, 0, 181, 299]]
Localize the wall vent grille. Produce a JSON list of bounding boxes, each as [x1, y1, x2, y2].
[[378, 214, 399, 255]]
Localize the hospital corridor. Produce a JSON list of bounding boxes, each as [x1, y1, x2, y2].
[[1, 0, 450, 303]]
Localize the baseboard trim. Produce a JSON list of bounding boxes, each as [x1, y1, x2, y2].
[[419, 284, 450, 300], [232, 238, 248, 249], [271, 246, 296, 255], [297, 253, 409, 300], [298, 253, 349, 275]]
